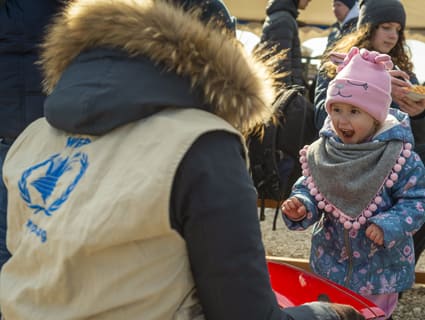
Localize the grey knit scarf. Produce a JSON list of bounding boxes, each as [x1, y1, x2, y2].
[[307, 137, 403, 218]]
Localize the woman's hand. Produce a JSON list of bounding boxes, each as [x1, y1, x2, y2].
[[397, 96, 425, 117], [389, 69, 425, 117], [281, 197, 307, 221]]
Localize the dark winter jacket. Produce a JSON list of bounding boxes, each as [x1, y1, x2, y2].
[[6, 0, 341, 319], [260, 0, 305, 88], [326, 17, 358, 49], [0, 0, 65, 139], [326, 4, 359, 50]]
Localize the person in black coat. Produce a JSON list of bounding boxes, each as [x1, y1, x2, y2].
[[0, 0, 67, 270], [260, 0, 312, 89], [326, 0, 359, 50]]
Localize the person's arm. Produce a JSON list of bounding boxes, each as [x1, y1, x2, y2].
[[313, 70, 332, 130], [326, 25, 339, 49], [261, 14, 297, 86], [410, 115, 425, 147], [170, 131, 354, 320], [388, 70, 425, 147], [390, 69, 425, 117], [281, 176, 322, 230], [170, 131, 284, 319], [369, 151, 425, 247], [403, 74, 425, 141]]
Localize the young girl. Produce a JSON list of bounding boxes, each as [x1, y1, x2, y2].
[[282, 47, 425, 319], [314, 0, 425, 265]]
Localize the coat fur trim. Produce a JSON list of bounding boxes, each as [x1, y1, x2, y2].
[[39, 0, 278, 133]]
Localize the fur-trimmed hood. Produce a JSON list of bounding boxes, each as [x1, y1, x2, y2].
[[40, 0, 277, 135]]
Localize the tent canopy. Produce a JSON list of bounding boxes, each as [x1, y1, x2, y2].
[[225, 0, 425, 30]]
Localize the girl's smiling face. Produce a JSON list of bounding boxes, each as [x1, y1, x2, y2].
[[329, 102, 379, 144], [371, 22, 401, 54]]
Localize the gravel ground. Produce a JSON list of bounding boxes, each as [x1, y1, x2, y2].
[[259, 209, 425, 320]]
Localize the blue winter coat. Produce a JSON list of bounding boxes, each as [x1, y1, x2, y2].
[[283, 109, 425, 295], [0, 0, 64, 139]]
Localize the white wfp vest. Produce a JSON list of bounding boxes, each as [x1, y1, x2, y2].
[[0, 108, 244, 320]]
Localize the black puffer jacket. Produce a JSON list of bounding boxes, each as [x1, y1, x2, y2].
[[260, 0, 305, 87], [326, 17, 358, 49], [0, 0, 65, 139]]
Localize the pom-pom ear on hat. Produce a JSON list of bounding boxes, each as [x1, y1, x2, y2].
[[325, 47, 393, 123]]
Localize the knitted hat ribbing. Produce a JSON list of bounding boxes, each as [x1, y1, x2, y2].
[[335, 0, 356, 10], [357, 0, 406, 30]]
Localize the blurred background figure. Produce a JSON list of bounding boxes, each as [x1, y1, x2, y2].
[[260, 0, 313, 90], [0, 0, 66, 270], [326, 0, 359, 51], [250, 0, 319, 220]]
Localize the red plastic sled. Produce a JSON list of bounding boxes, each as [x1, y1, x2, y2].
[[267, 260, 386, 319]]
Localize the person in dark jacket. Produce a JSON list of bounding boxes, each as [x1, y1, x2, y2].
[[260, 0, 312, 88], [326, 0, 359, 49], [0, 0, 66, 271], [0, 0, 365, 319]]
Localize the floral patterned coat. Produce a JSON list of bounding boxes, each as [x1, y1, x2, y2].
[[283, 109, 425, 295]]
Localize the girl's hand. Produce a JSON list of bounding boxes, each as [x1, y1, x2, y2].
[[397, 95, 425, 117], [281, 197, 306, 221], [390, 69, 410, 100], [389, 69, 425, 116], [365, 224, 384, 246]]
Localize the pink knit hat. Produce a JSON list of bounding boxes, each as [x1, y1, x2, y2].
[[325, 47, 393, 123]]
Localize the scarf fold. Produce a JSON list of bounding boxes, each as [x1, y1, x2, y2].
[[307, 137, 403, 218]]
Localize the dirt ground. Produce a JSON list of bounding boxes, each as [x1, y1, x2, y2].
[[259, 208, 425, 320]]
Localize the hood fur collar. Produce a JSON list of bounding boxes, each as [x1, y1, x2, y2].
[[40, 0, 278, 134]]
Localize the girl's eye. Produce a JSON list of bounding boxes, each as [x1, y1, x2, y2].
[[381, 25, 393, 31]]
